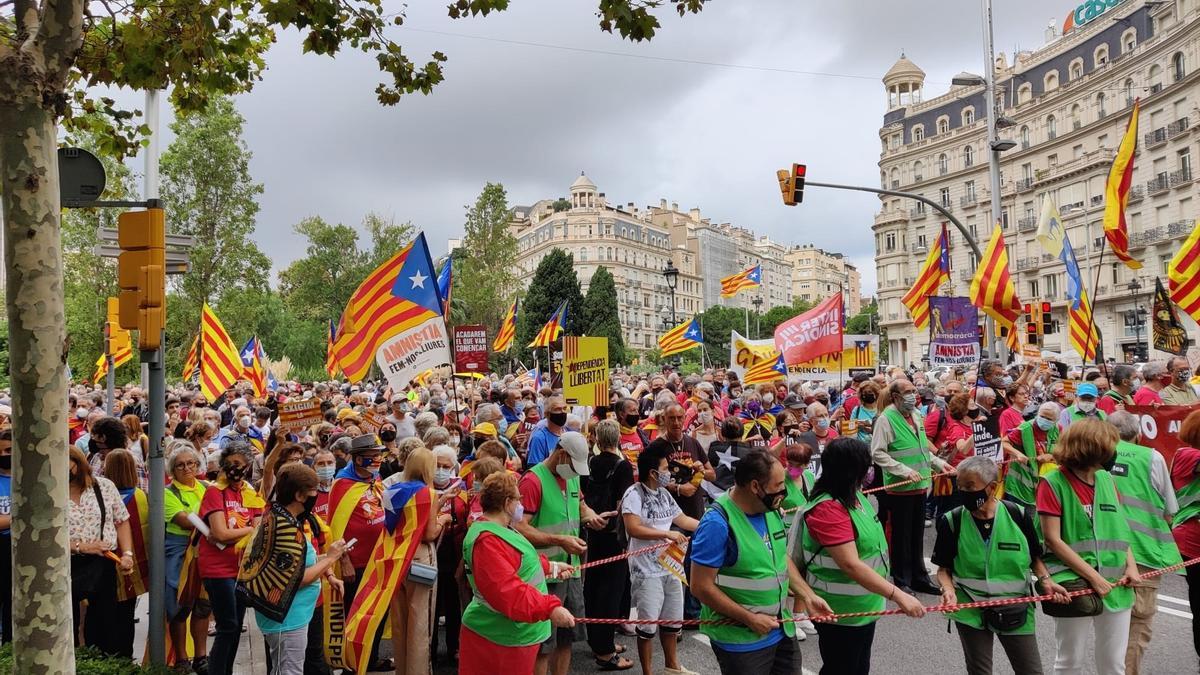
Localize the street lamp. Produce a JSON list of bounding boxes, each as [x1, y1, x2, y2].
[[1126, 278, 1150, 361], [662, 261, 680, 366], [751, 295, 764, 339]]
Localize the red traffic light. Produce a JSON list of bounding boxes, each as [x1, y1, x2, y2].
[[1026, 322, 1038, 334], [792, 163, 806, 178], [1023, 303, 1032, 314], [1040, 301, 1051, 313]]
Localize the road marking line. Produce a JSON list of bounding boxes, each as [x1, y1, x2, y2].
[[1158, 593, 1190, 607], [1159, 605, 1193, 620]]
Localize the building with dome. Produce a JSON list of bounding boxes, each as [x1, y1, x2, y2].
[[875, 0, 1200, 366]]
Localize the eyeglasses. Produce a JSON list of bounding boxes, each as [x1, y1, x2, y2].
[[176, 461, 199, 469]]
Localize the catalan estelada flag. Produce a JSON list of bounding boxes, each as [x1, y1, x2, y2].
[[658, 316, 703, 357], [181, 333, 200, 382], [720, 264, 762, 298], [742, 353, 787, 385], [529, 300, 568, 349], [1103, 98, 1142, 270], [325, 320, 339, 379], [969, 225, 1022, 334], [436, 254, 453, 317], [341, 481, 432, 675], [901, 223, 950, 329], [240, 336, 268, 398], [199, 303, 244, 402], [1169, 222, 1200, 322], [492, 298, 518, 352], [1062, 235, 1100, 361], [116, 487, 149, 601], [334, 233, 443, 383]]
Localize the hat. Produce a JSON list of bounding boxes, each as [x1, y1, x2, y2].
[[473, 422, 498, 438], [348, 434, 385, 454], [783, 394, 806, 410], [1076, 382, 1098, 399], [391, 394, 407, 404], [336, 407, 358, 422], [557, 431, 591, 477]]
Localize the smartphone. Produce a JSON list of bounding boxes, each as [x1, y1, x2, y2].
[[345, 538, 358, 550]]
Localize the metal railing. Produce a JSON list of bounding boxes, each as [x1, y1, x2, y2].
[[1171, 168, 1193, 187], [1128, 185, 1145, 202], [1018, 216, 1038, 232], [960, 194, 978, 208], [1168, 117, 1190, 138], [1147, 175, 1170, 194], [1169, 220, 1195, 237], [1016, 177, 1034, 191], [1145, 127, 1169, 146], [910, 207, 927, 219]]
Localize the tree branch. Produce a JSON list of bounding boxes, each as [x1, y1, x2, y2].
[[34, 0, 84, 84]]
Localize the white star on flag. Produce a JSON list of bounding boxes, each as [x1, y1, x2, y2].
[[409, 271, 427, 288], [687, 329, 698, 339], [715, 447, 738, 470]]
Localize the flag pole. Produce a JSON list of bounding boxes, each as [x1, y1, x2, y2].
[[1084, 238, 1107, 369]]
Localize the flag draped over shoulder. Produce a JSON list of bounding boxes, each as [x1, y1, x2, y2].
[[181, 334, 200, 382], [720, 264, 761, 298], [492, 298, 518, 352], [901, 224, 950, 329], [969, 225, 1022, 331], [1103, 98, 1142, 269], [93, 305, 134, 383], [1169, 222, 1200, 322], [342, 481, 432, 675], [658, 316, 703, 357], [529, 300, 568, 349], [116, 488, 149, 601], [325, 320, 340, 379], [200, 304, 244, 401]]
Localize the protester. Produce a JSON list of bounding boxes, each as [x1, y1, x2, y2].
[[1163, 356, 1200, 405], [933, 456, 1067, 675], [845, 380, 880, 443], [1057, 382, 1107, 430], [1098, 365, 1136, 414], [690, 449, 831, 674], [528, 396, 569, 466], [690, 399, 719, 452], [100, 449, 146, 659], [1038, 419, 1139, 675], [1002, 402, 1060, 508], [1172, 409, 1200, 663], [86, 415, 128, 477], [432, 444, 468, 665], [924, 392, 973, 518], [1133, 362, 1168, 405], [162, 439, 212, 671]]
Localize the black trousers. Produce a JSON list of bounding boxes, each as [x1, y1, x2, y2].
[[432, 538, 461, 660], [1187, 563, 1200, 662], [72, 560, 136, 658], [583, 558, 628, 655], [343, 567, 383, 667], [814, 623, 875, 675], [881, 492, 932, 588], [0, 533, 11, 644]]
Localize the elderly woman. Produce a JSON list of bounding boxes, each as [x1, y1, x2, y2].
[[797, 401, 838, 475], [432, 444, 469, 665], [163, 439, 213, 672], [846, 380, 881, 443], [926, 392, 974, 518], [1038, 419, 1139, 675], [1003, 402, 1061, 507], [934, 456, 1067, 675]]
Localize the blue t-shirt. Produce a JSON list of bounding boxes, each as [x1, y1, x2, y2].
[[690, 505, 783, 652], [0, 474, 10, 535], [255, 538, 319, 634], [526, 426, 561, 466]]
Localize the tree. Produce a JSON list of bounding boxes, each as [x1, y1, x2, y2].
[[279, 216, 368, 325], [761, 304, 799, 337], [0, 2, 708, 667], [515, 248, 583, 364], [582, 266, 626, 365], [846, 299, 879, 334], [455, 183, 519, 333], [695, 305, 749, 367]]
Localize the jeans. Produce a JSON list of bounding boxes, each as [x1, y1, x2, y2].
[[263, 627, 307, 675], [204, 577, 247, 675], [881, 492, 933, 588], [712, 635, 800, 675], [1052, 608, 1132, 674], [304, 608, 332, 675], [955, 622, 1043, 675], [813, 622, 874, 675]]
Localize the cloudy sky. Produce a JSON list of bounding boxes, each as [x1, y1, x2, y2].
[[130, 0, 1063, 295]]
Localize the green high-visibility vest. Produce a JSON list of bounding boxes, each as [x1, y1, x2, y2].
[[882, 407, 932, 491], [1041, 469, 1134, 612], [1067, 405, 1107, 423], [796, 492, 888, 627], [462, 521, 551, 647], [1006, 421, 1056, 507], [699, 494, 796, 644], [1111, 440, 1182, 569], [1176, 452, 1200, 526], [529, 463, 581, 580], [780, 468, 815, 535], [946, 503, 1035, 634]]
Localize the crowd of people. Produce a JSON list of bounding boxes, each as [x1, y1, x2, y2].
[[11, 353, 1200, 675]]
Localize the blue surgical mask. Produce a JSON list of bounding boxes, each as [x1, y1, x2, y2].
[[434, 468, 454, 488], [1036, 416, 1055, 431], [509, 501, 524, 526], [816, 418, 830, 431], [657, 469, 673, 486], [316, 465, 336, 482]]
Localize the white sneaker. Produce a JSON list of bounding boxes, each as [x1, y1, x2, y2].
[[795, 629, 807, 641], [797, 618, 817, 635], [664, 667, 699, 675]]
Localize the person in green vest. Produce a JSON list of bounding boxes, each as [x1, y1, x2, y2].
[[1001, 402, 1061, 507], [790, 437, 925, 675], [689, 449, 831, 675], [1037, 419, 1140, 675], [1056, 382, 1107, 431], [1169, 409, 1200, 664], [1097, 365, 1136, 415], [933, 455, 1069, 675], [778, 440, 819, 640], [513, 431, 609, 675], [460, 471, 577, 675], [1106, 411, 1181, 675], [869, 378, 953, 595]]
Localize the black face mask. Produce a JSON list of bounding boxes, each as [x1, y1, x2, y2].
[[758, 485, 788, 511], [0, 455, 11, 471], [380, 430, 397, 443], [961, 487, 990, 511], [224, 465, 246, 482], [624, 414, 640, 428], [206, 470, 219, 481], [1101, 454, 1117, 472], [335, 456, 347, 471], [968, 408, 982, 419], [302, 493, 318, 513], [548, 412, 568, 427], [861, 394, 877, 404]]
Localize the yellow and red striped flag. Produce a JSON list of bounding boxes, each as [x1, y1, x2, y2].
[[1103, 98, 1142, 270], [492, 298, 518, 352], [199, 303, 243, 402], [334, 233, 443, 383], [181, 333, 199, 382], [528, 300, 568, 349], [969, 225, 1022, 333], [325, 319, 339, 379], [94, 298, 134, 383], [742, 353, 787, 385], [1169, 222, 1200, 321], [1068, 290, 1100, 362], [720, 264, 762, 298], [341, 481, 432, 674], [901, 224, 951, 329], [658, 316, 703, 357], [116, 488, 149, 601]]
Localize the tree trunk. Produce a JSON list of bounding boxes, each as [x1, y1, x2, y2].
[[0, 90, 76, 675]]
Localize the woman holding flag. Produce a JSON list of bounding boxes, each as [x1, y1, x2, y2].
[[103, 449, 148, 659], [162, 439, 212, 672]]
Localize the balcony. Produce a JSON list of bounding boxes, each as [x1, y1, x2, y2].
[[1169, 220, 1195, 237], [1168, 117, 1191, 138], [1033, 149, 1116, 186], [958, 268, 975, 281], [887, 313, 900, 321], [1018, 216, 1038, 232], [875, 209, 907, 226], [1041, 253, 1057, 263], [1090, 194, 1104, 207], [1147, 174, 1170, 195], [1130, 226, 1166, 248], [1015, 256, 1040, 271], [911, 242, 929, 255], [629, 280, 642, 288], [910, 207, 927, 219], [1145, 127, 1169, 147], [1127, 185, 1145, 203], [960, 194, 978, 208], [1171, 168, 1193, 187], [1016, 177, 1035, 192]]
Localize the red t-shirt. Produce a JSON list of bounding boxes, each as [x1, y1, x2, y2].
[[313, 490, 331, 522], [198, 484, 263, 578], [518, 468, 567, 516], [840, 393, 860, 418], [998, 405, 1025, 438], [1171, 447, 1200, 558], [1006, 425, 1049, 455], [1036, 469, 1117, 518], [335, 480, 386, 569], [1133, 388, 1164, 406], [803, 498, 855, 547]]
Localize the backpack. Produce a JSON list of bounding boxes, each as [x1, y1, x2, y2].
[[583, 455, 627, 536]]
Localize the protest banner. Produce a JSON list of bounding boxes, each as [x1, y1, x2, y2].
[[1126, 403, 1200, 467], [278, 398, 322, 431], [775, 294, 844, 366], [788, 334, 879, 379], [927, 296, 980, 366], [562, 336, 608, 406], [375, 317, 452, 393], [453, 324, 489, 373], [728, 330, 779, 380]]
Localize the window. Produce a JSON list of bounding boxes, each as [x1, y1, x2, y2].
[[940, 187, 951, 207], [1149, 64, 1162, 92], [1029, 279, 1040, 298], [1122, 28, 1137, 53], [1070, 103, 1082, 129], [1124, 78, 1135, 105], [965, 180, 976, 200], [938, 153, 949, 175], [912, 125, 924, 143], [962, 107, 975, 125], [1022, 163, 1033, 181], [885, 232, 897, 252], [964, 145, 974, 167], [1094, 45, 1109, 68], [913, 160, 924, 182], [1044, 274, 1060, 299], [1018, 83, 1033, 104], [1044, 70, 1059, 92], [1047, 115, 1057, 139], [1069, 59, 1084, 81], [1020, 125, 1030, 148], [1180, 148, 1193, 179], [890, 167, 900, 189], [1097, 92, 1107, 118], [937, 116, 950, 134], [1174, 52, 1186, 82], [580, 247, 588, 261]]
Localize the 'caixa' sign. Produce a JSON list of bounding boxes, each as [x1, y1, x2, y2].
[[1062, 0, 1129, 34]]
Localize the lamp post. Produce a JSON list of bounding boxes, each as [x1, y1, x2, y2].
[[662, 260, 680, 365], [751, 295, 764, 339], [1126, 278, 1149, 361]]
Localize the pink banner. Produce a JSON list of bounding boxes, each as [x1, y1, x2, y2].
[[775, 294, 843, 366]]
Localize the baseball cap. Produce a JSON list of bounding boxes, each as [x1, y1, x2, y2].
[[1076, 382, 1098, 399], [473, 422, 498, 438], [783, 394, 806, 410], [557, 431, 591, 477]]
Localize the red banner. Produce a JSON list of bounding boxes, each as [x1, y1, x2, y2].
[[1126, 404, 1200, 467], [453, 324, 489, 373], [774, 294, 843, 366]]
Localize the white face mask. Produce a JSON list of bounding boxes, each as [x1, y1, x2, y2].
[[237, 415, 251, 429], [1076, 400, 1096, 413], [763, 393, 774, 404]]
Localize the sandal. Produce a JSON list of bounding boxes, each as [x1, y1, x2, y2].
[[367, 658, 395, 672], [594, 655, 634, 671]]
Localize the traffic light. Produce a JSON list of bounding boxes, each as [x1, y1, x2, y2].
[[116, 208, 166, 351], [1039, 301, 1051, 336], [792, 163, 806, 203], [777, 169, 796, 206]]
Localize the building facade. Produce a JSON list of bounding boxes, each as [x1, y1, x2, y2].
[[785, 244, 863, 315], [875, 0, 1200, 366]]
